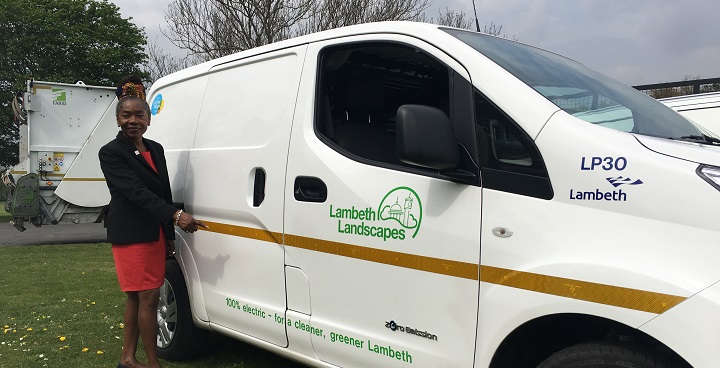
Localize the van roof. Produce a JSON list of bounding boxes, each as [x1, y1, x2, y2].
[[149, 21, 453, 91]]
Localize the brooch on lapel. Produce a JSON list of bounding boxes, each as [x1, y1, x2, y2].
[[134, 150, 140, 155]]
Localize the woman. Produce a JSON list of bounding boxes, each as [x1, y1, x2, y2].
[[99, 76, 206, 368]]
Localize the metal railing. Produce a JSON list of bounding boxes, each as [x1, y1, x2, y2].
[[634, 77, 720, 98]]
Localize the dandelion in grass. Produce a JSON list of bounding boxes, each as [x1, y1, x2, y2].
[[82, 347, 89, 352]]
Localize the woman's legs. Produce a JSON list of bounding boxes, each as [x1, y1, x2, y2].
[[120, 292, 145, 367], [138, 288, 161, 368]]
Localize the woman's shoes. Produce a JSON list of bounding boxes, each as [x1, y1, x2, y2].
[[117, 364, 129, 368]]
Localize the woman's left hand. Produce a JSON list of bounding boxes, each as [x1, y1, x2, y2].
[[166, 239, 176, 257]]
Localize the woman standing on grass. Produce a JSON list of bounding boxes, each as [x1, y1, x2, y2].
[[99, 76, 206, 368]]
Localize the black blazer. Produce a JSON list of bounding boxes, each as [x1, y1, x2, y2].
[[99, 131, 177, 244]]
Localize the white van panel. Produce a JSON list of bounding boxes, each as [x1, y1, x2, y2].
[[181, 46, 308, 347], [146, 75, 210, 204], [284, 37, 480, 368]]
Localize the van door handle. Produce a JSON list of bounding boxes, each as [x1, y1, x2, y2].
[[294, 176, 327, 203], [253, 168, 266, 207]]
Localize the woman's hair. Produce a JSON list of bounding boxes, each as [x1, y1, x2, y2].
[[115, 75, 151, 117]]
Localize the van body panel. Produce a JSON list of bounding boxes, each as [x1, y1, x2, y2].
[[639, 280, 720, 368], [634, 134, 720, 165], [282, 35, 481, 368], [473, 95, 720, 368], [172, 46, 308, 347], [126, 21, 720, 368], [145, 75, 210, 204], [175, 231, 209, 321]]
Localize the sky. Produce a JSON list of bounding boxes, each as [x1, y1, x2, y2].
[[110, 0, 720, 86]]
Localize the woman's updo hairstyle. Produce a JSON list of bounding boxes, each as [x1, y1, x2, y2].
[[115, 75, 150, 117]]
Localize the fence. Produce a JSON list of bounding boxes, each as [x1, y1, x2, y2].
[[634, 77, 720, 99]]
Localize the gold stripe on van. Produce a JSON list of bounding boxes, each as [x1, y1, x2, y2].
[[284, 233, 480, 280], [200, 221, 283, 244], [197, 221, 686, 314], [480, 265, 686, 314]]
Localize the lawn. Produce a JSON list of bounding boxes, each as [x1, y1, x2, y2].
[[0, 243, 305, 368], [0, 200, 10, 223]]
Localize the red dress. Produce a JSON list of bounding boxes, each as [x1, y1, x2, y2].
[[111, 151, 166, 292]]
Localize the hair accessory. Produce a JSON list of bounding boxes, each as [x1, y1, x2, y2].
[[116, 82, 146, 100]]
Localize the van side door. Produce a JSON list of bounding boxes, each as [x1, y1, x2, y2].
[[284, 36, 481, 367], [183, 46, 307, 346]]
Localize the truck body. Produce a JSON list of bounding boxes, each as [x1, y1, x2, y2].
[[5, 22, 720, 368], [3, 80, 116, 231]]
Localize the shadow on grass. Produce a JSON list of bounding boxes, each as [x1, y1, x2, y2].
[[168, 333, 307, 368]]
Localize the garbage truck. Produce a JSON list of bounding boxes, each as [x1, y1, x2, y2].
[[4, 21, 720, 368], [3, 80, 117, 231]]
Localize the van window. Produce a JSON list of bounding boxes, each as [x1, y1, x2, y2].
[[474, 89, 553, 199], [444, 28, 703, 140], [315, 43, 452, 171]]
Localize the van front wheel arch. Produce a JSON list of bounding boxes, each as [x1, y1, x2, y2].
[[157, 259, 209, 361], [538, 342, 683, 368]]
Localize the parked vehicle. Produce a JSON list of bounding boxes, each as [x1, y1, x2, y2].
[[5, 22, 720, 368], [661, 91, 720, 138]]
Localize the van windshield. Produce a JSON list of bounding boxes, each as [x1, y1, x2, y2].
[[443, 28, 703, 140]]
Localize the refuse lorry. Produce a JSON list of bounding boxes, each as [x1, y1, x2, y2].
[[4, 21, 720, 368], [3, 80, 116, 231]]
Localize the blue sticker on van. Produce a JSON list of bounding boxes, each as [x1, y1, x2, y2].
[[151, 94, 164, 115]]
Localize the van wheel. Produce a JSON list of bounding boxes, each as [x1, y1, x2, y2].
[[157, 259, 209, 361], [537, 342, 681, 368]]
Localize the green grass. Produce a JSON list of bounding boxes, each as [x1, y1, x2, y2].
[[0, 201, 10, 223], [0, 243, 304, 368]]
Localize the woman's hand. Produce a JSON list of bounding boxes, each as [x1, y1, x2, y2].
[[166, 239, 176, 257], [176, 211, 208, 233]]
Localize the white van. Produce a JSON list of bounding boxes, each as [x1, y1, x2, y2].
[[661, 91, 720, 138], [9, 21, 718, 368]]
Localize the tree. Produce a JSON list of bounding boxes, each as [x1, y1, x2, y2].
[[162, 0, 431, 62], [0, 0, 148, 167], [151, 0, 511, 82], [432, 8, 514, 39]]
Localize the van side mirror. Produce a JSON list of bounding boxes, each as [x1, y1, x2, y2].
[[396, 105, 460, 170]]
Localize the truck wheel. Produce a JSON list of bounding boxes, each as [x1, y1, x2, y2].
[[538, 342, 682, 368], [157, 259, 209, 361]]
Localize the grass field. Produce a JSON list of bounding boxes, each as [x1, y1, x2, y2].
[[0, 243, 304, 368], [0, 201, 10, 223]]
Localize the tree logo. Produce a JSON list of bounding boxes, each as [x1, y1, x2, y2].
[[329, 186, 423, 241], [378, 186, 422, 238]]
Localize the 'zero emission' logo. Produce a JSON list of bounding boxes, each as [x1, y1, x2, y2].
[[329, 186, 423, 241]]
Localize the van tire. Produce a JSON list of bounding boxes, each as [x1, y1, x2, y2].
[[537, 342, 681, 368], [157, 259, 209, 361]]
